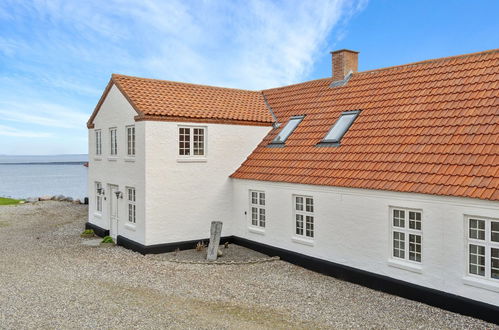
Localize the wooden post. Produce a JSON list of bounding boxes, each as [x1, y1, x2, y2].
[[207, 221, 223, 261]]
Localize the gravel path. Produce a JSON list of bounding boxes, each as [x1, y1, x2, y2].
[[0, 201, 497, 329]]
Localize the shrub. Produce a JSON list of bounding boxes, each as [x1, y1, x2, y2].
[[101, 236, 114, 244], [81, 229, 95, 235], [195, 241, 206, 251]]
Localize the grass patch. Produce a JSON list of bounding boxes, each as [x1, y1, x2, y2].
[[0, 197, 22, 205]]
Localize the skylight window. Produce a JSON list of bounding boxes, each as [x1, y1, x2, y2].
[[320, 110, 360, 145], [270, 115, 304, 145]]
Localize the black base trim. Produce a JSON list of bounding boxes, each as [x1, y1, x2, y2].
[[117, 235, 233, 255], [231, 236, 499, 325], [85, 222, 109, 237]]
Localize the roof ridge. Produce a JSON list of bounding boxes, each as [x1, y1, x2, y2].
[[262, 77, 332, 92], [356, 48, 499, 75], [111, 73, 259, 93], [263, 48, 499, 92]]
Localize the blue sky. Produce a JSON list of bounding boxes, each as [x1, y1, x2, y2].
[[0, 0, 498, 155]]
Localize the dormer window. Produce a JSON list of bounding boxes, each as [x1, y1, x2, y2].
[[269, 115, 304, 146], [319, 110, 360, 146]]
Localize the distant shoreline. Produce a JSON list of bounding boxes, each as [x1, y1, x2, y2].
[[0, 162, 87, 165]]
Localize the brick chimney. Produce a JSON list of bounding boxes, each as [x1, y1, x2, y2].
[[331, 49, 359, 81]]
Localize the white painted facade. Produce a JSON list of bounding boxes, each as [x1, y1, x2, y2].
[[142, 120, 271, 245], [87, 84, 271, 246], [87, 85, 146, 244], [87, 84, 499, 308], [232, 179, 499, 306]]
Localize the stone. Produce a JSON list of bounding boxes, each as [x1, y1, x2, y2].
[[25, 197, 38, 203], [217, 249, 223, 257], [206, 221, 223, 261], [39, 195, 52, 201], [74, 199, 81, 204], [65, 197, 74, 202], [56, 195, 65, 201]]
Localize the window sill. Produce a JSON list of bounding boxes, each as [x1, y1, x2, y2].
[[176, 158, 207, 163], [93, 212, 102, 219], [124, 223, 136, 231], [292, 236, 314, 246], [94, 157, 102, 161], [387, 259, 422, 274], [463, 276, 499, 293], [248, 226, 265, 235], [124, 157, 136, 162], [107, 157, 118, 162]]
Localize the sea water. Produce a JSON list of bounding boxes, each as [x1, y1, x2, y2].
[[0, 155, 88, 200]]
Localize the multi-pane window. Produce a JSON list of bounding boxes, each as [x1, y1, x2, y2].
[[127, 187, 136, 223], [95, 182, 102, 213], [294, 195, 314, 238], [127, 126, 135, 156], [179, 127, 206, 156], [110, 128, 117, 155], [95, 130, 102, 155], [391, 208, 422, 263], [250, 190, 265, 228], [467, 217, 499, 280]]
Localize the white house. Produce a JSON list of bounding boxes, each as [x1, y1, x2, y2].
[[86, 49, 499, 323]]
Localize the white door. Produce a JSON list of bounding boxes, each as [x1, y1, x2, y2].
[[109, 185, 119, 239]]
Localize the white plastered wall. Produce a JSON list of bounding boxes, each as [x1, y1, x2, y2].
[[144, 121, 271, 245], [87, 84, 146, 244], [232, 179, 499, 306]]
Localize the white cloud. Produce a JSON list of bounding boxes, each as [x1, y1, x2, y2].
[[0, 101, 88, 129], [0, 0, 368, 154], [0, 124, 52, 138]]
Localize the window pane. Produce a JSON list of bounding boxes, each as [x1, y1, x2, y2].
[[259, 192, 265, 206], [409, 234, 422, 262], [393, 209, 405, 228], [251, 207, 258, 226], [259, 208, 266, 228], [469, 244, 485, 276], [469, 219, 485, 240], [251, 192, 258, 204], [306, 198, 313, 213], [323, 112, 358, 142], [296, 214, 304, 235], [193, 128, 204, 155], [272, 116, 303, 143], [492, 248, 499, 280], [295, 197, 303, 211], [305, 216, 314, 238], [179, 128, 190, 155], [393, 231, 405, 259], [492, 221, 499, 242], [409, 211, 421, 230]]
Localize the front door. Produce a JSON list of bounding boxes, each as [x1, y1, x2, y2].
[[109, 185, 119, 239]]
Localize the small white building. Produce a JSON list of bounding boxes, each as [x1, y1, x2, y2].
[[86, 49, 499, 322]]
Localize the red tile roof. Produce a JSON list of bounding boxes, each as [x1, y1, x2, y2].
[[87, 74, 273, 128], [231, 49, 499, 201]]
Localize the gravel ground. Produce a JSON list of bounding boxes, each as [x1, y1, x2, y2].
[[153, 243, 273, 263], [0, 201, 497, 329]]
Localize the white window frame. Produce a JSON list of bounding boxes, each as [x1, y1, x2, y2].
[[127, 187, 136, 223], [95, 182, 103, 213], [178, 126, 207, 159], [126, 125, 135, 157], [95, 130, 102, 156], [249, 190, 266, 229], [109, 127, 117, 156], [293, 195, 314, 240], [465, 216, 499, 282], [390, 207, 423, 264]]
